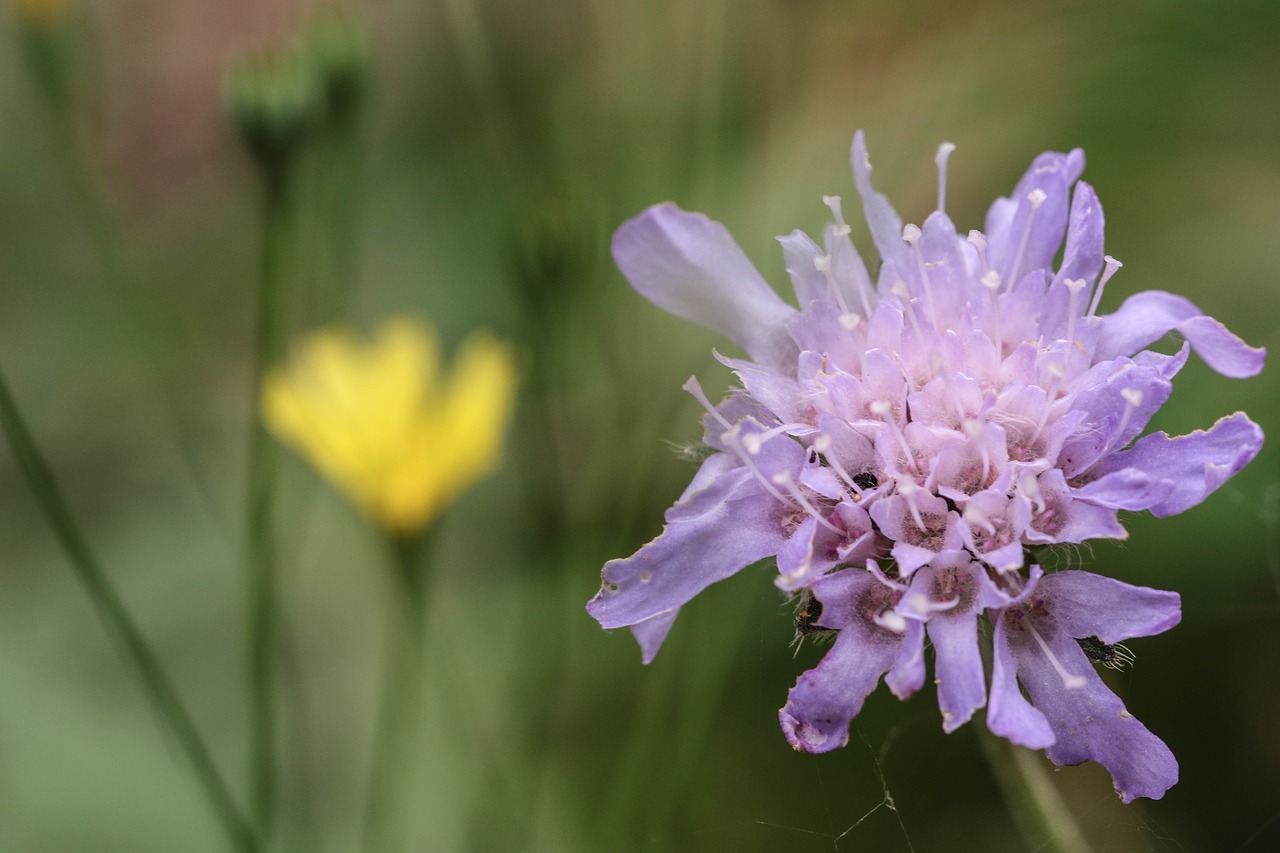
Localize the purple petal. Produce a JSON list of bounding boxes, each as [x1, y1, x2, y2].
[[630, 609, 679, 665], [586, 458, 786, 660], [779, 628, 898, 753], [850, 131, 909, 272], [1037, 571, 1180, 645], [987, 606, 1055, 749], [778, 229, 828, 307], [885, 618, 926, 699], [613, 203, 798, 366], [929, 611, 986, 732], [1090, 412, 1264, 517], [1015, 629, 1178, 802], [1095, 290, 1265, 378]]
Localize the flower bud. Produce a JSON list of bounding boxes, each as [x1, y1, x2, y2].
[[223, 43, 323, 177], [306, 8, 372, 126]]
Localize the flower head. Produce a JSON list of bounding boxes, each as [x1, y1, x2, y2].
[[587, 132, 1264, 801], [264, 317, 517, 534]]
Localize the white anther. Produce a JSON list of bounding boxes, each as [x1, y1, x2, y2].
[[1047, 361, 1066, 379], [1065, 278, 1086, 294], [813, 255, 831, 273], [1087, 255, 1123, 317], [683, 376, 732, 429], [936, 141, 956, 214], [963, 502, 997, 536], [823, 195, 852, 238], [1027, 188, 1047, 208], [1121, 387, 1144, 407], [874, 609, 908, 634], [813, 434, 832, 453], [902, 223, 922, 244], [967, 230, 990, 274], [839, 312, 862, 331], [870, 400, 892, 418], [742, 433, 763, 454], [981, 270, 1001, 291]]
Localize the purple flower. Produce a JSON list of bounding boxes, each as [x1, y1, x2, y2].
[[586, 132, 1264, 800]]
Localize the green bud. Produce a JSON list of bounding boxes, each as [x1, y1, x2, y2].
[[306, 9, 372, 126], [223, 43, 323, 177]]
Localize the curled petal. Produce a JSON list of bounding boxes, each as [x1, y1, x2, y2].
[[1096, 290, 1265, 378]]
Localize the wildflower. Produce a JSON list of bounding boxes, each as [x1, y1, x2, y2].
[[586, 132, 1264, 800], [263, 317, 517, 534]]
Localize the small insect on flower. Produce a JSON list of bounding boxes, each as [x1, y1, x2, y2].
[[791, 588, 836, 654], [1076, 635, 1137, 671]]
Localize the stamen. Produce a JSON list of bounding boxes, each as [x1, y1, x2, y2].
[[1019, 471, 1046, 515], [903, 224, 938, 322], [813, 254, 853, 316], [981, 270, 1003, 355], [1006, 188, 1047, 291], [822, 195, 853, 239], [902, 589, 960, 618], [1028, 360, 1066, 445], [822, 195, 875, 318], [962, 501, 997, 536], [1104, 387, 1144, 455], [1064, 277, 1087, 345], [873, 609, 908, 634], [683, 376, 731, 430], [935, 142, 956, 214], [967, 230, 990, 274], [1026, 621, 1087, 689], [891, 280, 931, 355], [772, 471, 844, 535], [1087, 255, 1123, 318], [741, 422, 815, 454], [871, 399, 921, 477], [813, 433, 865, 498], [964, 418, 992, 485], [721, 424, 796, 507], [897, 478, 927, 532]]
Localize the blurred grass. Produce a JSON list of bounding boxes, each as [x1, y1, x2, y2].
[[1, 0, 1278, 850]]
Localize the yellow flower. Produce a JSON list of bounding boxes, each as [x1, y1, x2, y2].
[[263, 317, 518, 534]]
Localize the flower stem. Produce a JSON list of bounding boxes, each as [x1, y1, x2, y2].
[[978, 727, 1090, 853], [246, 165, 295, 841], [361, 531, 432, 853], [0, 365, 259, 852]]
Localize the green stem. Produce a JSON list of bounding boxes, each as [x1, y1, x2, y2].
[[0, 366, 259, 852], [360, 531, 432, 853], [977, 726, 1090, 853], [246, 168, 294, 841]]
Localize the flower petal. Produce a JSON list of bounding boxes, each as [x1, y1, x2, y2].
[[613, 203, 797, 366], [586, 457, 786, 660], [850, 131, 909, 273], [1038, 571, 1180, 645], [1016, 631, 1178, 802], [1096, 290, 1265, 378], [1089, 412, 1264, 517]]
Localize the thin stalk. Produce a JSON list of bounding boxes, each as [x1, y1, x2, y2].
[[0, 366, 259, 852], [246, 168, 295, 840], [977, 726, 1090, 853], [361, 531, 432, 853]]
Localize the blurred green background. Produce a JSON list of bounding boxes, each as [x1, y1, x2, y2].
[[1, 0, 1277, 850]]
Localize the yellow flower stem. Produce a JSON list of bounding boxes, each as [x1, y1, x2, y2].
[[361, 529, 433, 853], [246, 160, 297, 841], [0, 365, 260, 853], [977, 723, 1090, 853]]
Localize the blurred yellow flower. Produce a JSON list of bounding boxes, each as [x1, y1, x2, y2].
[[14, 0, 70, 27], [263, 317, 518, 534]]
